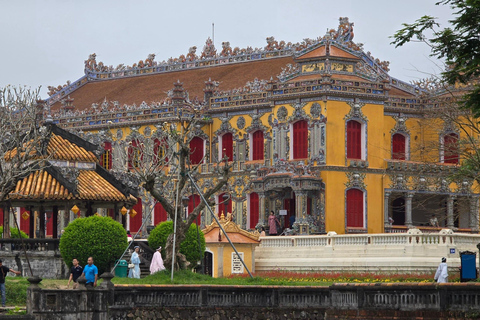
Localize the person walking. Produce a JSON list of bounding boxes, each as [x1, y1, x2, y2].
[[129, 246, 141, 279], [268, 211, 280, 236], [67, 258, 83, 289], [434, 257, 448, 283], [82, 257, 98, 288], [0, 260, 21, 307], [150, 246, 166, 274]]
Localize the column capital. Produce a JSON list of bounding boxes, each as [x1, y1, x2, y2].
[[405, 192, 414, 199]]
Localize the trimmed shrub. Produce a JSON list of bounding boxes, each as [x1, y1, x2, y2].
[[59, 216, 127, 274], [0, 226, 28, 239], [148, 221, 206, 267]]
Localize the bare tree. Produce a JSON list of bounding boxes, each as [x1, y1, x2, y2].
[[128, 103, 232, 270], [0, 85, 51, 238]]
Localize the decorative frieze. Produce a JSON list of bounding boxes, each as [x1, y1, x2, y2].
[[345, 172, 366, 190]]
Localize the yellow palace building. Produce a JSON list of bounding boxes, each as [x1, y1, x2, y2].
[[45, 17, 479, 236]]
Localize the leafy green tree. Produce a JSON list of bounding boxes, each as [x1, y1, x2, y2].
[[148, 221, 205, 268], [391, 0, 480, 115], [0, 226, 27, 239], [59, 216, 127, 274]]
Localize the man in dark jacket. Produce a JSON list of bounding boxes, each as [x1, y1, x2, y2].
[[0, 259, 21, 307]]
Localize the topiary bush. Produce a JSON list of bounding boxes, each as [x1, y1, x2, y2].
[[0, 226, 28, 239], [59, 216, 127, 274], [148, 221, 206, 267]]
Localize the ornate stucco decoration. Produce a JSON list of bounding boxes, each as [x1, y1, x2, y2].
[[246, 114, 269, 135], [456, 179, 473, 194], [236, 116, 246, 130], [389, 173, 408, 190], [310, 103, 322, 119], [287, 102, 308, 123], [412, 176, 429, 191], [116, 129, 123, 140], [276, 106, 288, 122], [277, 63, 300, 82], [390, 114, 410, 135], [440, 119, 460, 136], [58, 167, 80, 186], [214, 116, 237, 138], [435, 177, 451, 193], [345, 172, 366, 190], [126, 126, 143, 142], [143, 126, 152, 137], [344, 101, 367, 122]]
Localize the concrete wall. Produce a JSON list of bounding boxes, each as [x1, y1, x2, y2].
[[0, 251, 68, 279]]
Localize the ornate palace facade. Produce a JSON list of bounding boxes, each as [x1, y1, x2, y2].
[[43, 17, 479, 235]]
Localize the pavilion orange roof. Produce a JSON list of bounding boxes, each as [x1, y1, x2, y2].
[[9, 169, 132, 202]]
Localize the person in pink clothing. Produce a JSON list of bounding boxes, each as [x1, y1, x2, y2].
[[150, 246, 166, 274], [268, 211, 280, 236]]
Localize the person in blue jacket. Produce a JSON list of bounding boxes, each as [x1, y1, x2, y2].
[[128, 246, 141, 279]]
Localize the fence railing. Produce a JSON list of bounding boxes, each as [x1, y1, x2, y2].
[[0, 238, 60, 251]]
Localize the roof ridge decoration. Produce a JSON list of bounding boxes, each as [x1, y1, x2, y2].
[[202, 212, 260, 241], [46, 17, 412, 106]]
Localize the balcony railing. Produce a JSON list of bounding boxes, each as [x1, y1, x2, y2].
[[0, 238, 60, 251]]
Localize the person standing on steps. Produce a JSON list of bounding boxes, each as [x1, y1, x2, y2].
[[0, 259, 21, 307], [129, 246, 141, 279], [268, 211, 280, 236]]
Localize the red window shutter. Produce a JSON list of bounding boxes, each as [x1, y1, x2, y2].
[[129, 198, 143, 233], [293, 120, 308, 159], [222, 133, 233, 161], [218, 193, 232, 217], [392, 134, 406, 160], [347, 121, 361, 159], [249, 193, 259, 229], [189, 137, 204, 165], [444, 133, 459, 164], [346, 189, 364, 228], [188, 195, 201, 225], [154, 202, 167, 225], [252, 131, 264, 161]]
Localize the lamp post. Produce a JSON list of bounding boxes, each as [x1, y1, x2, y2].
[[182, 196, 189, 220]]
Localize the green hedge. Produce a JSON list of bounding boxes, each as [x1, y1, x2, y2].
[[148, 221, 205, 267], [59, 216, 127, 274], [0, 226, 28, 239]]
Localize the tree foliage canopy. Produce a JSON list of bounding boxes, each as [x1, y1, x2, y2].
[[59, 216, 127, 274], [391, 0, 480, 115]]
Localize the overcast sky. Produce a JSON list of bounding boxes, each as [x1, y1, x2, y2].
[[0, 0, 454, 99]]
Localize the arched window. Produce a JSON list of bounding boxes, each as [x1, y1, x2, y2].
[[154, 138, 169, 164], [347, 120, 362, 159], [249, 192, 259, 229], [101, 142, 113, 170], [346, 188, 364, 228], [189, 137, 204, 165], [443, 133, 459, 164], [218, 193, 232, 217], [221, 133, 233, 161], [392, 133, 406, 160], [128, 140, 142, 169], [251, 130, 264, 161], [293, 120, 308, 159], [188, 194, 201, 225]]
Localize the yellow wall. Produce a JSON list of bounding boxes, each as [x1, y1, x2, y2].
[[206, 243, 257, 278]]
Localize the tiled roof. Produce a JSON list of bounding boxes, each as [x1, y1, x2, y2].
[[9, 169, 129, 202], [5, 132, 98, 162], [48, 133, 97, 162], [51, 56, 294, 111]]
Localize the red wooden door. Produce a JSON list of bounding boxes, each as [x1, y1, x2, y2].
[[252, 131, 264, 161], [293, 121, 308, 159], [222, 133, 233, 161], [20, 208, 30, 235], [346, 189, 364, 227], [129, 198, 143, 233], [218, 193, 232, 217], [46, 212, 53, 237], [347, 120, 361, 159], [249, 193, 259, 229], [444, 133, 459, 164], [154, 202, 167, 225], [188, 195, 201, 225], [189, 137, 204, 165]]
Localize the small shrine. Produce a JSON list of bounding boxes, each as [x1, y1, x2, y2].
[[202, 212, 260, 278]]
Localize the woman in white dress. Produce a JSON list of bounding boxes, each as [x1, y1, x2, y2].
[[150, 246, 166, 274], [434, 257, 448, 283]]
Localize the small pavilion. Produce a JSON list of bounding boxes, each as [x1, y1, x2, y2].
[[1, 122, 137, 238], [202, 212, 260, 278]]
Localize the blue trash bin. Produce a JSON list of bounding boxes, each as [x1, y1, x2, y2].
[[460, 251, 477, 282]]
